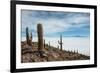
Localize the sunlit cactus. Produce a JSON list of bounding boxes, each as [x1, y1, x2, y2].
[[37, 23, 44, 51], [58, 34, 63, 51]]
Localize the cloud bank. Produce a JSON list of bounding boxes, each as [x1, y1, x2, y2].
[[21, 10, 90, 37]]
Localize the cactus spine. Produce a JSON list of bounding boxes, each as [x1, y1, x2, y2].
[[37, 23, 44, 51], [58, 34, 63, 51]]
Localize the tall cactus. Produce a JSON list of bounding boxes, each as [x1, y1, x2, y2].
[[58, 34, 63, 51], [37, 23, 44, 51], [26, 27, 29, 44]]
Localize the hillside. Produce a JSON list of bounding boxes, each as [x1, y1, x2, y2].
[[21, 41, 90, 63]]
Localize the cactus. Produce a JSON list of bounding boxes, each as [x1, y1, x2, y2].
[[29, 32, 32, 46], [67, 50, 69, 53], [49, 41, 50, 48], [26, 27, 29, 44], [44, 39, 45, 48], [58, 34, 63, 51], [57, 45, 59, 49], [77, 49, 78, 54], [30, 32, 32, 40], [74, 50, 75, 54], [37, 23, 44, 51], [71, 50, 72, 53], [26, 27, 33, 46], [68, 50, 70, 55]]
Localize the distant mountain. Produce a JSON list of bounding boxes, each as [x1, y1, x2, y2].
[[63, 35, 88, 37]]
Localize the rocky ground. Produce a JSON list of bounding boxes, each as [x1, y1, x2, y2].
[[21, 41, 90, 63]]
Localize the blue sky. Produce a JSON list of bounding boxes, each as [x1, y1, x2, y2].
[[21, 10, 90, 38]]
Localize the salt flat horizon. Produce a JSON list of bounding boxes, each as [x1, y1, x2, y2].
[[21, 37, 90, 56]]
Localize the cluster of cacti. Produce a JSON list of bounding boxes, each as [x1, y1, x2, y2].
[[37, 23, 44, 51], [22, 23, 90, 63], [58, 35, 63, 51], [26, 27, 32, 46], [67, 49, 79, 55], [26, 24, 78, 54], [74, 50, 79, 54]]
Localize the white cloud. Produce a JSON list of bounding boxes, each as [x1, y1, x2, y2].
[[21, 10, 90, 37]]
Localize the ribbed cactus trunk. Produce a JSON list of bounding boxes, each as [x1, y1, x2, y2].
[[58, 35, 63, 51], [37, 23, 44, 51], [26, 27, 29, 44]]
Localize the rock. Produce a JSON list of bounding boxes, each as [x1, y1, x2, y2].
[[21, 42, 90, 63]]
